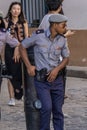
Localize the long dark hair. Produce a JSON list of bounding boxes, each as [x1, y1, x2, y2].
[[5, 1, 26, 23], [0, 17, 5, 28]]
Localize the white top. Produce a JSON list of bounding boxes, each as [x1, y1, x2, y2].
[[38, 14, 52, 30]]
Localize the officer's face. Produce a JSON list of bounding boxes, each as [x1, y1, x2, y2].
[[55, 21, 67, 34]]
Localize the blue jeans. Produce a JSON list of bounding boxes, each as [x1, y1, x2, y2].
[[34, 75, 64, 130]]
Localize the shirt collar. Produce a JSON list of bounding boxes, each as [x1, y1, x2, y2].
[[45, 28, 61, 40], [45, 28, 51, 38]]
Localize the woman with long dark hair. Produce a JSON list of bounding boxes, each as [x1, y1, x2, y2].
[[4, 1, 29, 106]]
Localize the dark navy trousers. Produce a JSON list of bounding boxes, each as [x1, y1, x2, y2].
[[34, 75, 64, 130]]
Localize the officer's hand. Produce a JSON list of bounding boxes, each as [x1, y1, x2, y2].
[[47, 68, 59, 82], [27, 65, 36, 76]]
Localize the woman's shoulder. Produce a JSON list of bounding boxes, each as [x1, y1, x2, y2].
[[4, 18, 9, 22], [23, 19, 28, 24], [23, 19, 28, 26]]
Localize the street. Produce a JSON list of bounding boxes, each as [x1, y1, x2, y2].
[[0, 77, 87, 130]]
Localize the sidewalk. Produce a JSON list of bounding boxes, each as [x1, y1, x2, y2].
[[0, 79, 26, 130], [0, 75, 87, 130]]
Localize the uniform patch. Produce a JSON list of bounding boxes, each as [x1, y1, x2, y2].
[[0, 28, 6, 32], [36, 29, 44, 34]]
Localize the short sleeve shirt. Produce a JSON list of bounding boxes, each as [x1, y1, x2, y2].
[[0, 29, 18, 53], [22, 29, 70, 72]]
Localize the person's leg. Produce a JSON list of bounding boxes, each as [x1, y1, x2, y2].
[[8, 80, 15, 106], [0, 44, 5, 65], [35, 79, 52, 130], [51, 76, 64, 130], [8, 80, 14, 98], [5, 44, 22, 102]]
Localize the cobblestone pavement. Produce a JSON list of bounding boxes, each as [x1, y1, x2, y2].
[[0, 77, 87, 130]]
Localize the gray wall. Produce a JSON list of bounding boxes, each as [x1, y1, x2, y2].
[[0, 0, 20, 17], [63, 0, 87, 29]]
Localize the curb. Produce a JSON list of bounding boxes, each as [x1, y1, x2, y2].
[[66, 66, 87, 79]]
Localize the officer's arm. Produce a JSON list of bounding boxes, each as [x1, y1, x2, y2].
[[56, 57, 69, 72], [58, 39, 70, 71], [47, 57, 69, 82], [19, 29, 44, 76], [5, 32, 19, 47]]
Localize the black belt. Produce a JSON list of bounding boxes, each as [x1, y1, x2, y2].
[[35, 68, 47, 82], [35, 68, 63, 82]]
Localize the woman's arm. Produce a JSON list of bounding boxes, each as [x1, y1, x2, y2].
[[64, 30, 75, 37], [14, 20, 29, 62], [24, 20, 29, 37]]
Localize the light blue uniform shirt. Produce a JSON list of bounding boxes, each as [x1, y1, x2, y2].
[[22, 29, 70, 72]]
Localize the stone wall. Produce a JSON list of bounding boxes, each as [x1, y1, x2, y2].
[[29, 28, 87, 67], [68, 30, 87, 66]]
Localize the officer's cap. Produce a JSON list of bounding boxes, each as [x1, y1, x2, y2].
[[0, 11, 3, 18], [49, 14, 68, 23]]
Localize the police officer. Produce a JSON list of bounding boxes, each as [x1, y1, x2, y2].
[[20, 14, 70, 130]]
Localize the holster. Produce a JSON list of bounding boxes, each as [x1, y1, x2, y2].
[[35, 68, 47, 82], [35, 68, 63, 82]]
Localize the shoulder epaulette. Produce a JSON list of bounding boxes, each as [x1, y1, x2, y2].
[[0, 28, 6, 32], [36, 29, 44, 34]]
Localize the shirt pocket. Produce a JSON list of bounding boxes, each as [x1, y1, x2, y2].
[[54, 49, 61, 56], [51, 44, 62, 57], [37, 45, 48, 53]]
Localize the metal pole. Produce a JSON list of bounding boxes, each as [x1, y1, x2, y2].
[[23, 47, 41, 130]]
